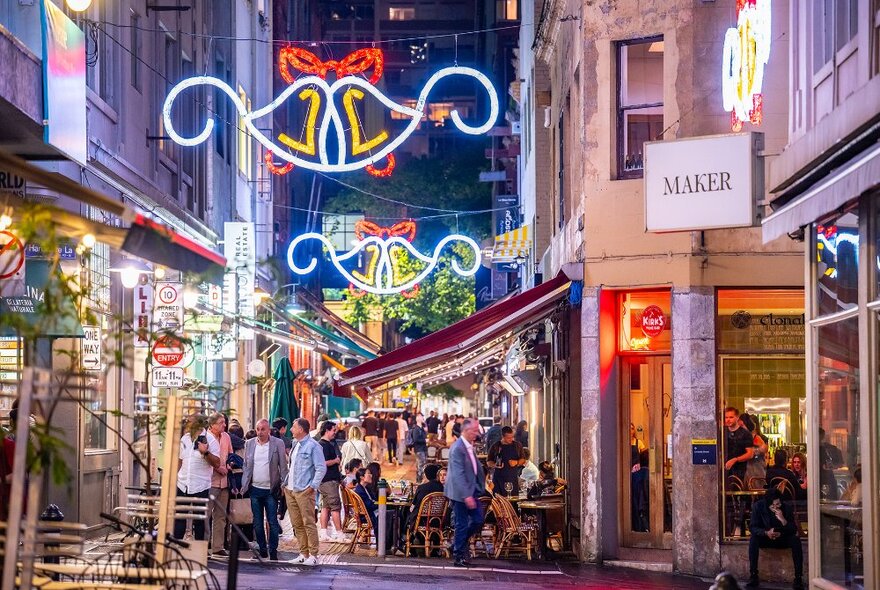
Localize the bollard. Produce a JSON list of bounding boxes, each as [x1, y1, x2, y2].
[[377, 478, 387, 557]]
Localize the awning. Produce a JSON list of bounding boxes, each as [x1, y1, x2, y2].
[[297, 289, 382, 355], [762, 141, 880, 243], [492, 224, 532, 262], [265, 304, 374, 359], [337, 271, 571, 393], [0, 149, 226, 280], [322, 354, 366, 404]]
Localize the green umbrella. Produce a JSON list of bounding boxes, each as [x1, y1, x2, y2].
[[269, 357, 299, 438]]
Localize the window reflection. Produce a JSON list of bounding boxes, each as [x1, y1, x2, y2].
[[817, 316, 862, 587], [815, 211, 859, 316]]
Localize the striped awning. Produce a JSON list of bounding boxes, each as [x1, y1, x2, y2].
[[492, 225, 532, 261]]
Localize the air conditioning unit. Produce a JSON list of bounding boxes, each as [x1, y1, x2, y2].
[[511, 121, 522, 135]]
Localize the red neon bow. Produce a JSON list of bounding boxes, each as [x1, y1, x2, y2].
[[279, 47, 385, 85], [354, 220, 416, 242]]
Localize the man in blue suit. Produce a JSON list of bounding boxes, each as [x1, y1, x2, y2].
[[444, 417, 486, 567]]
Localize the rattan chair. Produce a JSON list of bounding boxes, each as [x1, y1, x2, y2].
[[491, 495, 536, 560], [405, 492, 450, 558], [343, 487, 375, 554], [470, 495, 496, 557]]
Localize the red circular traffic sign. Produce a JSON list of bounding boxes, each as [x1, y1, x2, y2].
[[152, 335, 185, 367], [157, 284, 178, 305], [0, 231, 25, 280], [641, 305, 667, 338]]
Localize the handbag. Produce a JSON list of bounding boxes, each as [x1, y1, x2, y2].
[[228, 493, 252, 525]]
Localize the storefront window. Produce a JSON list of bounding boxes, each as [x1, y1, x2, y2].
[[618, 290, 671, 352], [817, 316, 862, 586], [815, 210, 859, 317], [717, 289, 806, 541]]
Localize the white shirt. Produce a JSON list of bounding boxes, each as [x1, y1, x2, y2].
[[396, 417, 408, 440], [286, 437, 302, 489], [461, 437, 478, 474], [252, 438, 272, 489], [178, 430, 218, 494], [521, 460, 539, 482]]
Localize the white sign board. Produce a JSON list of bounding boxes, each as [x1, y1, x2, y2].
[[151, 366, 183, 389], [81, 325, 101, 370], [133, 283, 153, 348], [224, 222, 255, 340], [644, 133, 759, 232], [154, 282, 184, 331]]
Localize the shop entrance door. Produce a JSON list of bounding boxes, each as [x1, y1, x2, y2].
[[620, 356, 673, 549]]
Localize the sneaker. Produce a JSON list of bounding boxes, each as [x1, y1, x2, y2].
[[319, 529, 331, 542], [302, 555, 318, 567], [745, 574, 759, 588], [210, 549, 229, 558], [290, 554, 307, 565]]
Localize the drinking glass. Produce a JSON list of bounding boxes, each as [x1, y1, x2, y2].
[[504, 481, 513, 496]]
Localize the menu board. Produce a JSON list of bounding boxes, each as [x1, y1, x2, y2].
[[0, 337, 22, 402]]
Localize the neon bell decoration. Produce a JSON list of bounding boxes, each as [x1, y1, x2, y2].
[[287, 220, 481, 296], [721, 0, 771, 132], [162, 47, 499, 177]]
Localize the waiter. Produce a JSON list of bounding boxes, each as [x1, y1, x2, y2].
[[487, 426, 525, 496]]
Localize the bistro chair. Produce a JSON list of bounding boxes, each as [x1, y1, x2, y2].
[[343, 488, 374, 554], [770, 477, 796, 500], [426, 446, 438, 463], [491, 495, 536, 560], [439, 447, 451, 465], [725, 475, 746, 538], [341, 483, 357, 533], [470, 495, 496, 558], [405, 492, 450, 558], [747, 477, 767, 490]]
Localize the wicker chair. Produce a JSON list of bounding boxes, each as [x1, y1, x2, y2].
[[341, 483, 357, 534], [491, 495, 536, 560], [405, 492, 450, 558], [343, 487, 375, 554], [470, 495, 496, 557]]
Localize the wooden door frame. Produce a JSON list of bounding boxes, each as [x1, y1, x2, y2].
[[619, 354, 672, 549]]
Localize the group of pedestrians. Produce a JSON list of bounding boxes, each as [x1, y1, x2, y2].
[[174, 413, 332, 566], [353, 410, 429, 482]]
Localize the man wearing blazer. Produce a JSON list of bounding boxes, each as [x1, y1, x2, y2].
[[241, 419, 288, 560], [443, 417, 486, 567]]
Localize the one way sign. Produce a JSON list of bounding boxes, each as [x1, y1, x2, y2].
[[81, 325, 102, 371]]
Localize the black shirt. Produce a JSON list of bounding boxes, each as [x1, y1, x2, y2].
[[425, 416, 440, 434], [362, 416, 379, 437], [320, 438, 341, 482], [724, 426, 753, 478], [407, 480, 444, 527], [383, 418, 398, 440]]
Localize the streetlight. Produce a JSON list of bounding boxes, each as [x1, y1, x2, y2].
[[110, 258, 151, 289], [66, 0, 93, 11]]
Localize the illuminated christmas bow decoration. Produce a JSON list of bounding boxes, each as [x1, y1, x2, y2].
[[721, 0, 771, 131], [286, 220, 481, 296], [163, 47, 499, 177]]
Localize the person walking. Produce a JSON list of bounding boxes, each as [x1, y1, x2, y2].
[[444, 418, 486, 568], [174, 415, 220, 542], [395, 413, 409, 466], [207, 413, 232, 556], [383, 413, 399, 465], [341, 426, 372, 471], [377, 413, 388, 464], [317, 421, 346, 542], [241, 419, 287, 560], [284, 418, 327, 566], [362, 411, 379, 461], [410, 418, 428, 483], [425, 410, 440, 442]]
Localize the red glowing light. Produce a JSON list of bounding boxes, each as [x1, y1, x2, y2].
[[365, 153, 396, 178], [279, 47, 385, 85], [354, 219, 416, 242], [265, 150, 294, 175]]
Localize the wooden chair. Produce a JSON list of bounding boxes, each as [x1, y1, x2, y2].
[[439, 447, 450, 465], [491, 495, 536, 560], [341, 483, 357, 534], [342, 488, 374, 554], [747, 477, 767, 490], [426, 446, 438, 463], [470, 495, 496, 558], [405, 492, 449, 558], [770, 477, 796, 500]]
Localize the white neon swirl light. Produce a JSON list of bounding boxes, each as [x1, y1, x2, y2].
[[162, 67, 499, 173], [286, 233, 481, 295], [721, 0, 772, 129]]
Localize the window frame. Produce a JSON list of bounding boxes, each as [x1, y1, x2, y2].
[[615, 35, 664, 180]]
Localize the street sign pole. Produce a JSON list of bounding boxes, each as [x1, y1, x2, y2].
[[156, 393, 183, 564]]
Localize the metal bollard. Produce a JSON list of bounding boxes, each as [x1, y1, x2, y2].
[[377, 478, 387, 557]]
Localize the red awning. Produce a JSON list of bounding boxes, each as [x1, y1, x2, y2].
[[337, 272, 572, 391]]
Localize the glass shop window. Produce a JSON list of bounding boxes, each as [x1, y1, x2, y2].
[[815, 209, 859, 317], [618, 290, 671, 353], [617, 37, 664, 179]]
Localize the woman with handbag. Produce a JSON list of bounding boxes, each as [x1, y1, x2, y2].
[[341, 426, 372, 471]]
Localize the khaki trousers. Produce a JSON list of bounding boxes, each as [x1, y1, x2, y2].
[[208, 486, 230, 552], [284, 487, 319, 556]]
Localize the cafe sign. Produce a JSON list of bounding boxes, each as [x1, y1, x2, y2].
[[644, 133, 762, 232]]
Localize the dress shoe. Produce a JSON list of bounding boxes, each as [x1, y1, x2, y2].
[[745, 574, 760, 588], [269, 552, 279, 561], [453, 558, 469, 568]]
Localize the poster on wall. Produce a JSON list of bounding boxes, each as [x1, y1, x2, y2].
[[40, 0, 87, 166]]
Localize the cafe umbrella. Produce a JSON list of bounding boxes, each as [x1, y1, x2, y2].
[[269, 357, 299, 438]]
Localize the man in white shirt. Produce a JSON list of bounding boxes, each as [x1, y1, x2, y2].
[[174, 415, 221, 541], [241, 419, 287, 560], [444, 418, 486, 567], [395, 414, 408, 466]]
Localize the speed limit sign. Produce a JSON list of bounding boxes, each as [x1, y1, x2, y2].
[[157, 283, 179, 305], [154, 282, 184, 330]]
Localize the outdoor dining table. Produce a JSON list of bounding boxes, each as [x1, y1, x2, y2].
[[386, 496, 412, 552], [518, 499, 564, 561]]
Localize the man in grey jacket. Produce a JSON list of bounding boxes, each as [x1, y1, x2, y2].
[[241, 419, 288, 560], [444, 417, 486, 567], [284, 418, 327, 566]]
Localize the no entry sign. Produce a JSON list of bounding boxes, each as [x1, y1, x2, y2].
[[0, 230, 25, 280], [152, 335, 186, 367]]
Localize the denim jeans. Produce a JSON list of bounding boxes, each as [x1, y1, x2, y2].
[[250, 487, 280, 554], [415, 450, 427, 483], [451, 495, 484, 560]]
